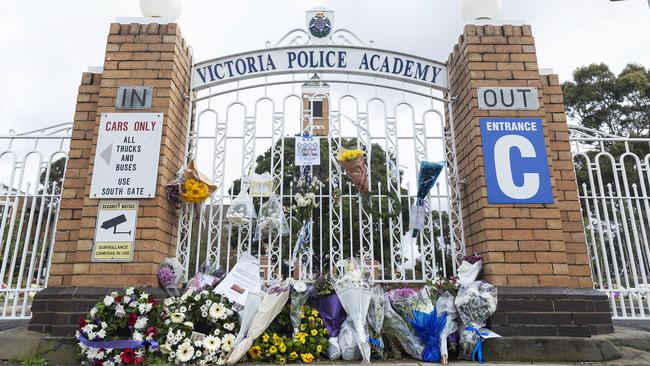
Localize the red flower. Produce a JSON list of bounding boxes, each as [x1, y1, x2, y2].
[[115, 296, 123, 303], [134, 356, 145, 365], [145, 326, 157, 337], [148, 299, 157, 305], [127, 313, 138, 327], [120, 348, 136, 364], [78, 316, 87, 328]]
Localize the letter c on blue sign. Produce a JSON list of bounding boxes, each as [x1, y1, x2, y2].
[[480, 117, 553, 204]]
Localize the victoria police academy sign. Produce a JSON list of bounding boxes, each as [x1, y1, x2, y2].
[[192, 45, 448, 91], [480, 117, 553, 204]]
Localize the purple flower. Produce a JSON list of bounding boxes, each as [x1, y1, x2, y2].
[[158, 266, 176, 287], [386, 287, 418, 302], [462, 255, 483, 265]]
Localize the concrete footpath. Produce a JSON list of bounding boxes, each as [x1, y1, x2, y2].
[[0, 321, 649, 365]]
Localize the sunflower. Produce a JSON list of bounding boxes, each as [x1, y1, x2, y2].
[[310, 329, 318, 336], [269, 346, 277, 355], [248, 346, 262, 360], [289, 352, 298, 360], [301, 353, 314, 363]]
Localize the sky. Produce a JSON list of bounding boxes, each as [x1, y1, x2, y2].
[[0, 0, 649, 133]]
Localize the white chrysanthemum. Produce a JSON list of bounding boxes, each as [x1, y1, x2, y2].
[[170, 312, 185, 323], [133, 331, 144, 341], [180, 306, 187, 313], [89, 307, 98, 318], [204, 335, 221, 352], [194, 295, 201, 301], [110, 291, 119, 298], [123, 296, 131, 304], [129, 301, 138, 308], [125, 287, 135, 296], [134, 317, 147, 330], [82, 324, 95, 333], [138, 302, 152, 314], [103, 296, 114, 307], [209, 303, 226, 320], [100, 321, 107, 329], [223, 323, 233, 331], [214, 328, 220, 336], [177, 342, 195, 363], [96, 329, 107, 339], [164, 298, 174, 307], [220, 334, 235, 352]]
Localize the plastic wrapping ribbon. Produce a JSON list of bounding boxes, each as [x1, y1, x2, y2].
[[78, 335, 159, 350], [409, 309, 447, 362], [368, 337, 382, 347], [290, 220, 312, 271], [466, 327, 484, 363]]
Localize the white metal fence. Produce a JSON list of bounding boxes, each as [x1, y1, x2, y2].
[[571, 125, 650, 319], [176, 68, 465, 283], [0, 124, 70, 319]]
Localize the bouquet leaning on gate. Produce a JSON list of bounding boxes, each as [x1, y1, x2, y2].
[[337, 148, 369, 194], [409, 161, 444, 237], [165, 159, 217, 208]]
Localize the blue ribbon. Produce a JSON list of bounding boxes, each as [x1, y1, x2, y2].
[[290, 221, 312, 270], [78, 335, 158, 350], [466, 327, 483, 363]]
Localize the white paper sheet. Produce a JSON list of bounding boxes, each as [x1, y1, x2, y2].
[[214, 253, 260, 305]]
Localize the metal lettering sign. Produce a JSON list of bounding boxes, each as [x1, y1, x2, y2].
[[192, 45, 448, 91], [90, 113, 163, 198], [115, 86, 153, 109], [478, 87, 539, 110], [295, 136, 321, 166], [480, 117, 553, 204], [92, 201, 138, 262]]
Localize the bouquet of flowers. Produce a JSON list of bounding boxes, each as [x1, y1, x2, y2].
[[386, 287, 421, 320], [76, 288, 162, 366], [249, 172, 274, 198], [185, 260, 223, 293], [381, 296, 424, 360], [292, 174, 322, 223], [337, 148, 369, 193], [457, 255, 483, 287], [165, 159, 217, 208], [160, 289, 239, 365], [409, 161, 444, 237], [248, 304, 330, 364], [289, 280, 313, 336], [454, 281, 498, 363], [426, 275, 460, 302], [312, 274, 346, 360], [435, 291, 459, 365], [257, 193, 289, 238], [226, 187, 257, 226], [158, 258, 184, 295], [366, 286, 386, 360], [334, 259, 372, 363], [227, 284, 290, 365]]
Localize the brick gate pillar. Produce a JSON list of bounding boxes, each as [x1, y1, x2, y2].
[[29, 21, 192, 337], [446, 25, 613, 336]]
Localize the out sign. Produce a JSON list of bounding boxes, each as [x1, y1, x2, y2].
[[478, 87, 539, 110], [480, 117, 553, 204]]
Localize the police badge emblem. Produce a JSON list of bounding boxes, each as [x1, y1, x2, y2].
[[308, 12, 331, 39]]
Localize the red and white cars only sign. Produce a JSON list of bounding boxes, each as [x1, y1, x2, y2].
[[90, 113, 164, 199]]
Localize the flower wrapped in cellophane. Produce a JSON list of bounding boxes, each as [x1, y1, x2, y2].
[[226, 187, 257, 226], [457, 255, 483, 287], [337, 148, 369, 194], [366, 286, 386, 360], [334, 259, 372, 363], [289, 280, 314, 336], [256, 194, 289, 239], [409, 161, 444, 237], [381, 295, 424, 360], [312, 274, 346, 360], [435, 291, 459, 365], [165, 159, 217, 208], [454, 281, 498, 363], [158, 257, 184, 296]]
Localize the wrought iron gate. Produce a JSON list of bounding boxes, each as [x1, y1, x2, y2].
[[0, 123, 69, 319], [176, 29, 465, 284], [571, 126, 650, 319]]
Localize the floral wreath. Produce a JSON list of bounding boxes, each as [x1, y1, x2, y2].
[[160, 289, 240, 365], [76, 287, 162, 366], [248, 304, 329, 364]]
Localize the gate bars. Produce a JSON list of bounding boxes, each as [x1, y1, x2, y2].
[[0, 123, 70, 319], [571, 125, 650, 319], [176, 73, 466, 284]]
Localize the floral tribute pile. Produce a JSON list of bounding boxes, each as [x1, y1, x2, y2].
[[77, 254, 498, 365], [76, 288, 163, 366]]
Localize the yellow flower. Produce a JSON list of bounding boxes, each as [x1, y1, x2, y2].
[[289, 352, 298, 360], [316, 345, 323, 353], [338, 149, 364, 162], [311, 309, 319, 317], [300, 324, 307, 331], [279, 343, 287, 353], [310, 329, 318, 336], [301, 313, 305, 319], [262, 334, 270, 343], [248, 346, 262, 360], [278, 357, 286, 364], [269, 346, 277, 355], [299, 336, 306, 344], [322, 328, 328, 335], [181, 179, 210, 203], [308, 316, 315, 322], [301, 353, 315, 363]]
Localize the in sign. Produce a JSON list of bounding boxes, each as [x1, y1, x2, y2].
[[116, 86, 153, 109]]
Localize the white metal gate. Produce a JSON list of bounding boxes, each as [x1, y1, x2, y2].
[[0, 123, 70, 319], [176, 28, 465, 283], [571, 125, 650, 319]]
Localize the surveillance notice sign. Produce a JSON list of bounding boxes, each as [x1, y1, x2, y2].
[[90, 113, 163, 199], [92, 201, 138, 262]]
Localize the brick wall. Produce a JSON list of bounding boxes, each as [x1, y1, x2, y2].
[[445, 24, 592, 288], [47, 22, 192, 287]]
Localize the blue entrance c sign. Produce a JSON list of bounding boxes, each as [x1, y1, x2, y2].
[[480, 117, 554, 204]]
